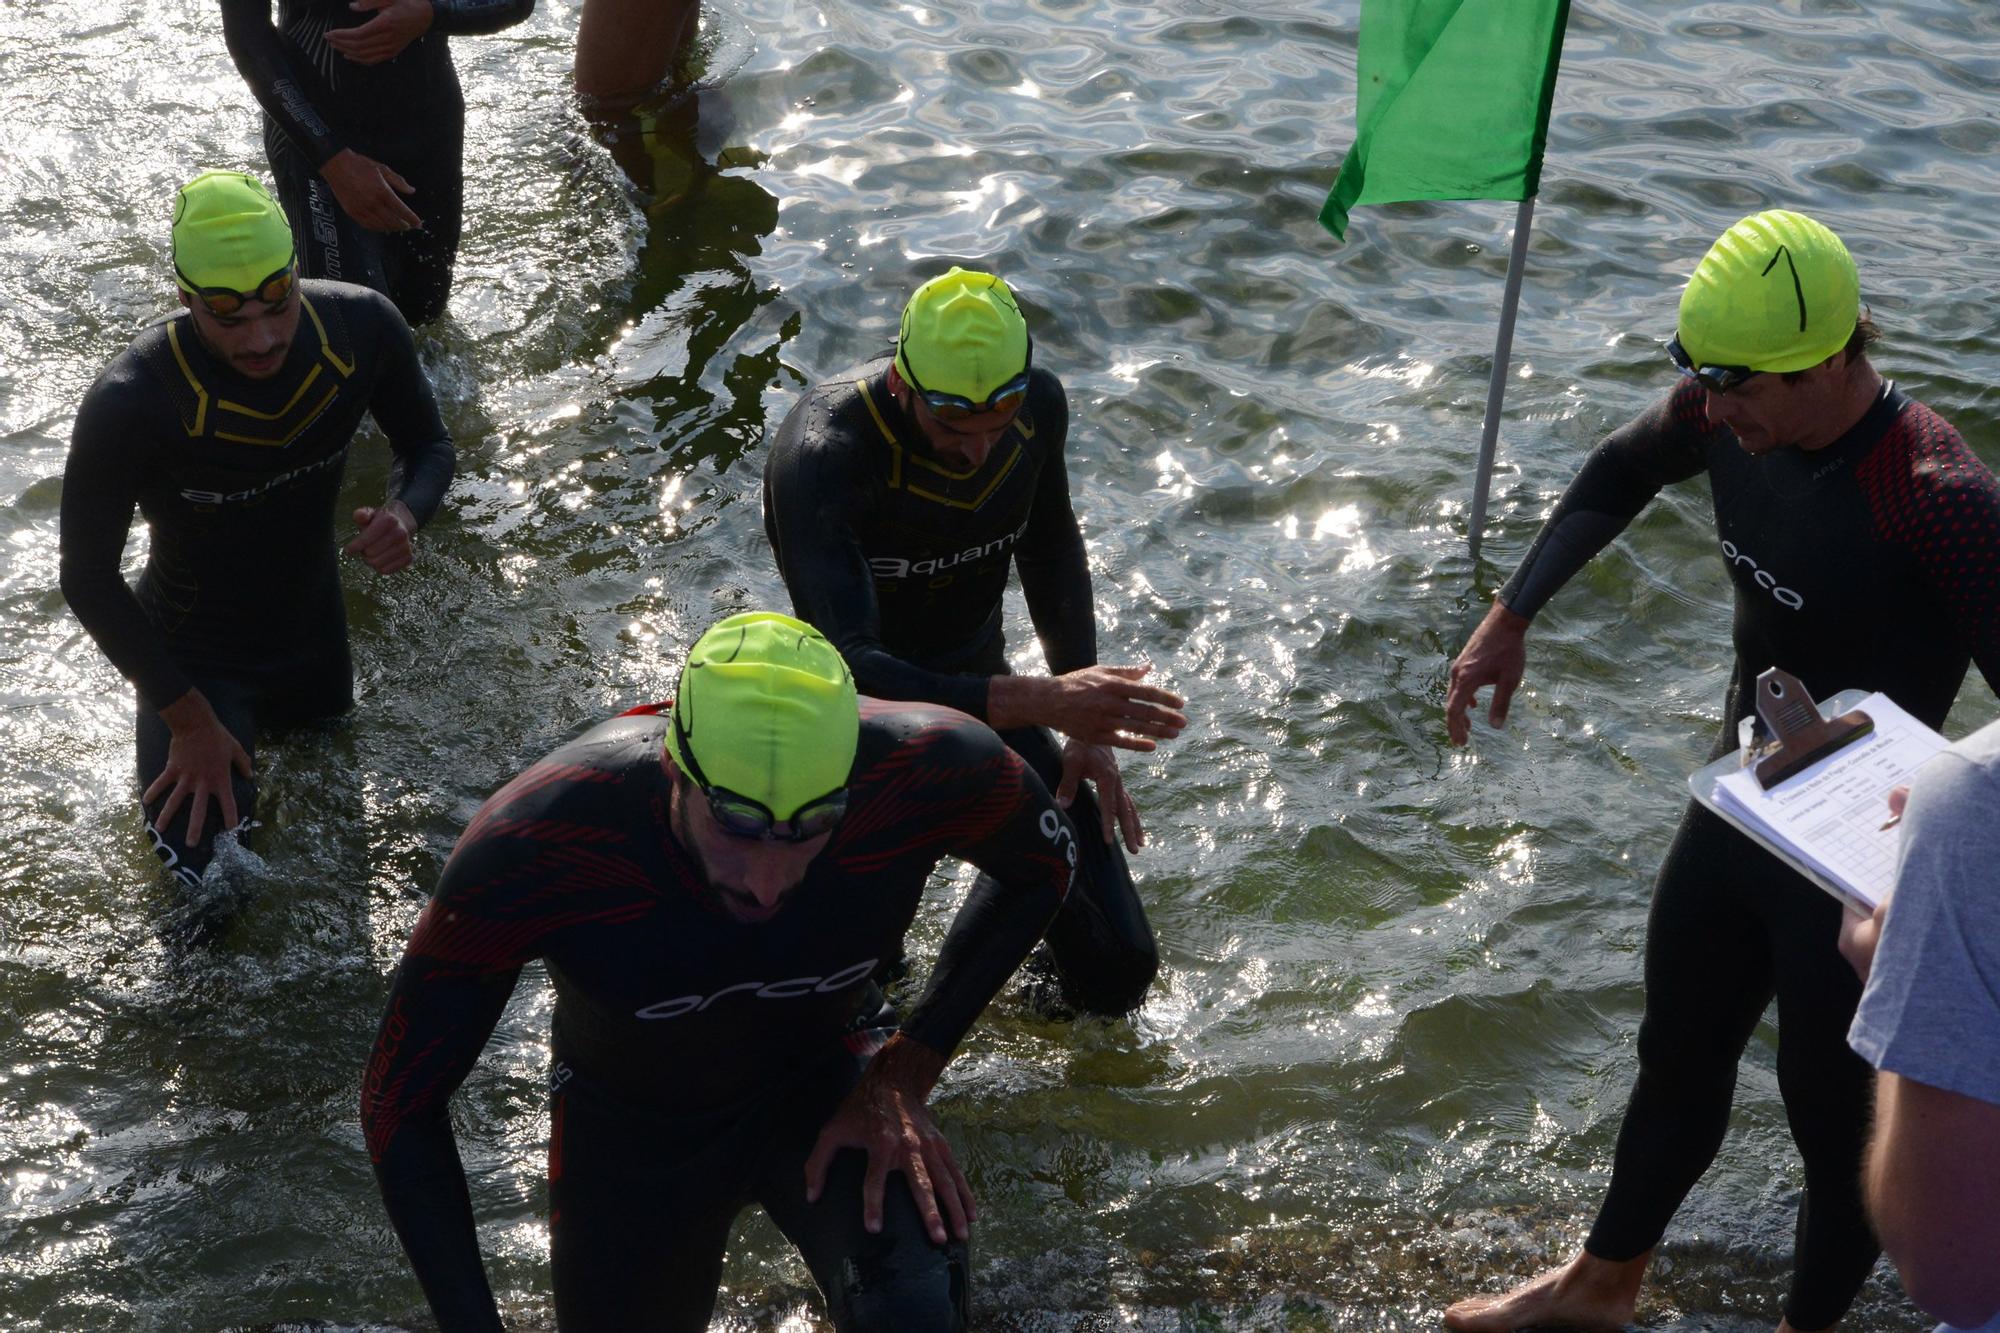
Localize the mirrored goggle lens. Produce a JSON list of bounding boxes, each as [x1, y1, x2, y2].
[[921, 371, 1032, 422], [707, 789, 848, 843], [197, 267, 296, 316]]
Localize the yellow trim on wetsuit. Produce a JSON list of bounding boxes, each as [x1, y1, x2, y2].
[[217, 363, 328, 421], [858, 375, 1031, 512], [163, 293, 355, 445], [299, 293, 357, 378], [165, 323, 211, 437]]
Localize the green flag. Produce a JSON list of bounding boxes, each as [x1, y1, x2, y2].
[[1321, 0, 1570, 240]]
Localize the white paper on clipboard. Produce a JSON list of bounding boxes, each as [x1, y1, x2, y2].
[[1700, 692, 1949, 910]]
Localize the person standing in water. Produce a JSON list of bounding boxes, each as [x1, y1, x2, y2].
[[59, 170, 454, 902], [364, 612, 1076, 1329], [220, 0, 536, 325], [764, 267, 1187, 1017], [1442, 210, 2000, 1332]]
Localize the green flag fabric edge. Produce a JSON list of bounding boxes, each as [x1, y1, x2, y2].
[[1321, 0, 1571, 241]]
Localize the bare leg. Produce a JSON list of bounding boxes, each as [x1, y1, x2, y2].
[[575, 0, 701, 107], [1443, 1248, 1649, 1332]]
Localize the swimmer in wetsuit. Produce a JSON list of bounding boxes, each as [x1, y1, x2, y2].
[[363, 612, 1075, 1331], [219, 0, 535, 325], [763, 267, 1188, 1017], [58, 171, 454, 900], [1442, 211, 2000, 1333]]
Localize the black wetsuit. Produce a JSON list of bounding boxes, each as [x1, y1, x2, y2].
[[1501, 377, 2000, 1328], [220, 0, 534, 326], [362, 701, 1074, 1331], [763, 355, 1159, 1015], [59, 281, 454, 888]]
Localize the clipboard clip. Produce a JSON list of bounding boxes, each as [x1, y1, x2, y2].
[[1751, 666, 1875, 790]]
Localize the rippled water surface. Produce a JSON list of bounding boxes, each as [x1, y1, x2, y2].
[[4, 0, 1998, 1328]]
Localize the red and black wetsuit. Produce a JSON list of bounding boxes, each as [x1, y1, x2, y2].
[[1499, 377, 2000, 1328], [363, 701, 1074, 1331], [58, 281, 454, 889], [763, 355, 1158, 1015], [219, 0, 535, 325]]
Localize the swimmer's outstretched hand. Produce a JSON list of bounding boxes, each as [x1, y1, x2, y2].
[[146, 688, 253, 846], [326, 0, 433, 66], [1445, 599, 1531, 746], [990, 664, 1187, 752], [344, 501, 418, 575], [320, 150, 422, 233], [1058, 739, 1145, 853], [804, 1034, 972, 1245]]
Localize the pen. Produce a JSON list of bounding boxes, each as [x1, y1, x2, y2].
[[1878, 813, 1902, 832]]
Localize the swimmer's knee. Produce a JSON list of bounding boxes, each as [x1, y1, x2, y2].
[[1068, 938, 1159, 1017], [823, 1234, 967, 1333], [144, 815, 208, 889]]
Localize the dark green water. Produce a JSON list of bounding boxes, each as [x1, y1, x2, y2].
[[3, 0, 1997, 1328]]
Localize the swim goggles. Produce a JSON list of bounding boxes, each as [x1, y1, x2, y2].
[[1665, 335, 1761, 394], [671, 708, 849, 843], [897, 339, 1035, 421], [176, 259, 298, 317]]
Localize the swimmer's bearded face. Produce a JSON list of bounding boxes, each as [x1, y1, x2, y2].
[[667, 763, 831, 924], [890, 366, 1020, 470], [181, 285, 302, 381]]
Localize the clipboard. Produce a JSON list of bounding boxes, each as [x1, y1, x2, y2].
[[1688, 672, 1879, 912]]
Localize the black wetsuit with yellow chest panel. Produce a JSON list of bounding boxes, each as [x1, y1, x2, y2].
[[59, 280, 453, 886], [1497, 376, 2000, 1328], [220, 0, 535, 325], [763, 354, 1158, 1014]]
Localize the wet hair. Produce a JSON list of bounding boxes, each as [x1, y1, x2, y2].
[[1781, 314, 1879, 383]]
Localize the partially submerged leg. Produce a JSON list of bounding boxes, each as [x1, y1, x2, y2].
[[575, 0, 701, 108]]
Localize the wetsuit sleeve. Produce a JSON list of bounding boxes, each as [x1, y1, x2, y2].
[[219, 0, 351, 167], [765, 395, 991, 718], [1862, 409, 2000, 696], [1012, 379, 1098, 675], [889, 720, 1073, 1055], [1498, 381, 1716, 620], [362, 294, 455, 526], [58, 374, 195, 711], [363, 819, 548, 1332], [428, 0, 535, 36]]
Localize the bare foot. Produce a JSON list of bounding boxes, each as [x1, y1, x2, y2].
[[1443, 1248, 1650, 1332]]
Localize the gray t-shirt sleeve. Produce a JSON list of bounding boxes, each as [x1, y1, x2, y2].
[[1848, 719, 2000, 1107]]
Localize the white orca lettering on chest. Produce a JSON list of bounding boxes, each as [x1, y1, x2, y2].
[[634, 957, 881, 1020], [1720, 538, 1805, 611]]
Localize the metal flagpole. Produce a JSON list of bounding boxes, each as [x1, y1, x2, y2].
[[1467, 192, 1537, 564]]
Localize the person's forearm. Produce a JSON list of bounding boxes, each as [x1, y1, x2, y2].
[[59, 566, 194, 711], [984, 673, 1048, 732], [901, 798, 1069, 1056], [861, 1033, 948, 1100], [1482, 599, 1533, 634], [388, 442, 453, 528], [429, 0, 535, 36], [157, 687, 217, 736], [375, 1132, 507, 1333], [1015, 549, 1096, 677], [219, 0, 348, 164], [1865, 1073, 2000, 1327], [830, 639, 989, 719]]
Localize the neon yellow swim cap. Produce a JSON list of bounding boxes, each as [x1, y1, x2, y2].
[[1677, 209, 1858, 373], [666, 612, 860, 820], [895, 267, 1031, 403], [171, 171, 295, 294]]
